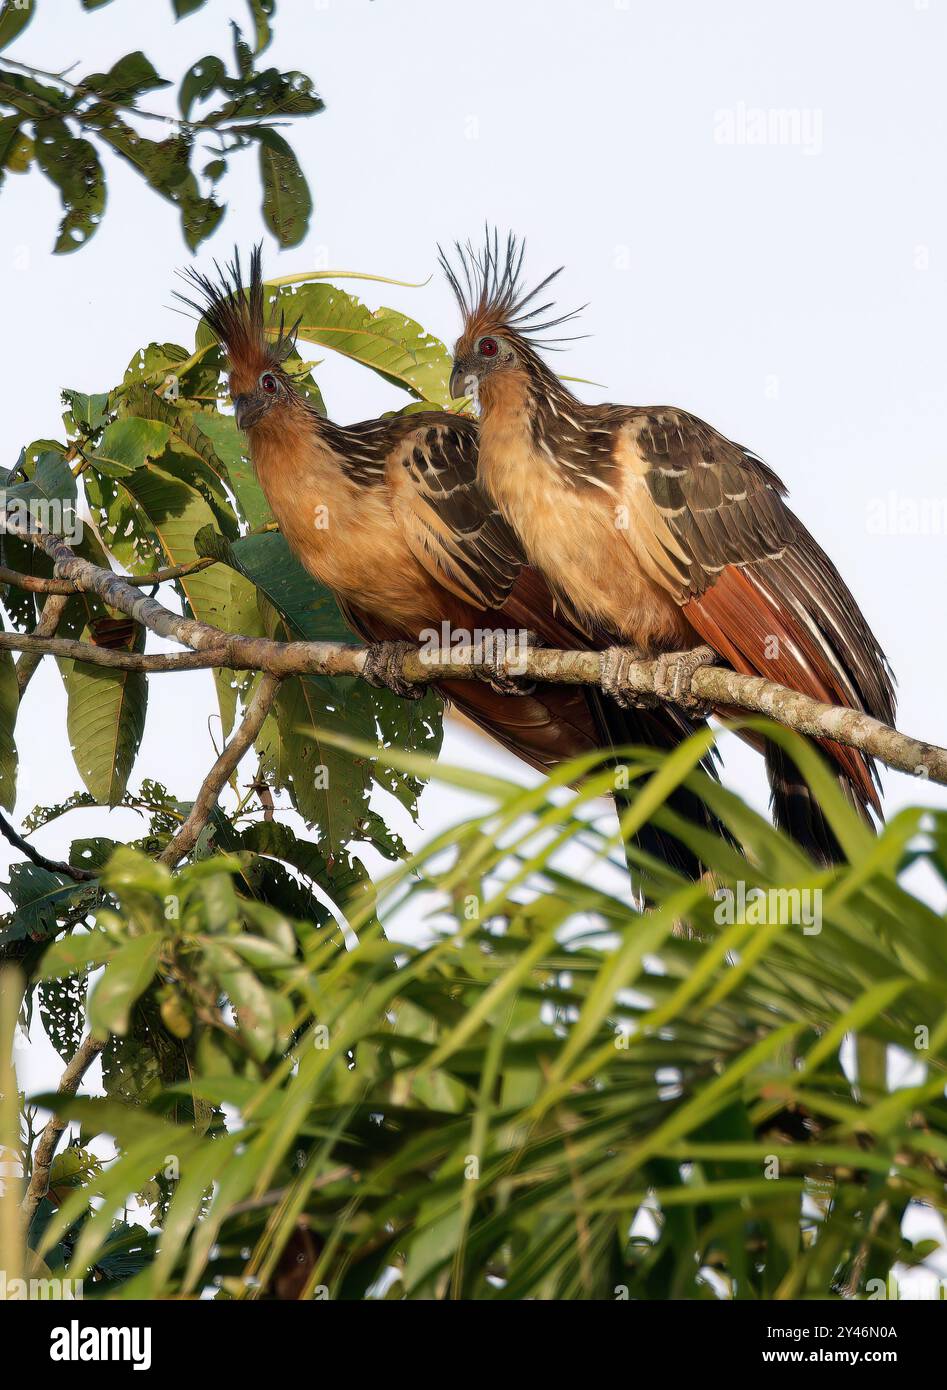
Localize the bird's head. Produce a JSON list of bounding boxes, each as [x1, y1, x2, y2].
[[177, 245, 302, 433], [439, 230, 583, 407]]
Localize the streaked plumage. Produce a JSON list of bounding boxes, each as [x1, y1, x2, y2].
[[178, 247, 722, 881], [443, 231, 896, 861]]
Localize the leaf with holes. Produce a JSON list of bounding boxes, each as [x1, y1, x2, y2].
[[258, 129, 311, 247]]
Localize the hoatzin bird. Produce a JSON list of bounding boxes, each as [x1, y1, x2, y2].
[[442, 232, 896, 864], [177, 247, 723, 883]]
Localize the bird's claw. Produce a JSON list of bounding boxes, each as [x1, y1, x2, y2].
[[362, 641, 426, 700], [653, 644, 716, 714], [484, 630, 539, 696], [600, 646, 658, 710]]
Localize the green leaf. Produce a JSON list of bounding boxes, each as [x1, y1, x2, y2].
[[0, 0, 34, 53], [38, 975, 88, 1060], [95, 120, 224, 250], [0, 113, 23, 184], [274, 281, 456, 403], [195, 527, 349, 643], [91, 416, 170, 474], [85, 456, 261, 734], [258, 129, 312, 247], [3, 448, 76, 510], [38, 928, 117, 981], [63, 622, 148, 805], [0, 864, 92, 944], [188, 411, 271, 529], [32, 119, 106, 253], [179, 54, 226, 120], [88, 933, 164, 1038], [203, 941, 276, 1061], [61, 389, 110, 435], [83, 51, 170, 102], [246, 0, 275, 54]]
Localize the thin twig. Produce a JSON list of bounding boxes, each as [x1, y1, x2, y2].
[[158, 674, 282, 868], [0, 556, 217, 595], [0, 57, 288, 135], [0, 632, 233, 671], [20, 1033, 104, 1228], [0, 809, 97, 883]]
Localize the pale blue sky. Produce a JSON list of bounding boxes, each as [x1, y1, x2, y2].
[[5, 0, 947, 1095]]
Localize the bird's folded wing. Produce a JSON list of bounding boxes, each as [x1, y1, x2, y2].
[[383, 413, 526, 610], [613, 406, 896, 810]]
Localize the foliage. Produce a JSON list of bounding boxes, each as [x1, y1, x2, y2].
[[1, 13, 943, 1301], [0, 263, 460, 955], [0, 0, 321, 251], [7, 728, 947, 1299]]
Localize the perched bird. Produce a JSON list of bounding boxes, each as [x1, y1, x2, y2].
[[177, 248, 721, 882], [442, 232, 896, 863]]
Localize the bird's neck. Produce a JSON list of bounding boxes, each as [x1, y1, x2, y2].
[[478, 361, 587, 505], [248, 409, 386, 592]]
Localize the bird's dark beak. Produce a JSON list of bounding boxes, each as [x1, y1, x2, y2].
[[233, 394, 268, 431], [449, 365, 472, 400]]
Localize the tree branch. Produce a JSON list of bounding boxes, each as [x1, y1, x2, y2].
[[15, 592, 70, 696], [0, 515, 942, 786], [0, 631, 234, 671], [0, 809, 97, 883], [20, 1033, 104, 1228], [0, 556, 217, 595], [158, 673, 282, 868]]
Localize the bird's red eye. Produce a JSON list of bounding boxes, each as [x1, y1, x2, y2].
[[260, 372, 278, 393], [478, 337, 499, 357]]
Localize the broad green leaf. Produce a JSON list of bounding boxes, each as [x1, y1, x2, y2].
[[91, 416, 171, 474], [84, 51, 170, 102], [0, 0, 34, 53], [188, 410, 272, 529], [258, 129, 312, 246], [88, 933, 164, 1038], [61, 388, 110, 435], [63, 623, 148, 805], [275, 281, 455, 404], [0, 864, 93, 944], [203, 941, 276, 1061], [32, 119, 105, 253], [85, 455, 262, 734], [38, 928, 117, 981]]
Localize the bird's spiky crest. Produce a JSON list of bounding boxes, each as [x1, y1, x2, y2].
[[438, 228, 585, 352], [175, 245, 300, 392]]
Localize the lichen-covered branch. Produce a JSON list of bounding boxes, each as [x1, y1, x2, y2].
[[0, 515, 942, 787]]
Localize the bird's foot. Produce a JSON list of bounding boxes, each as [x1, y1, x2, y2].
[[653, 644, 717, 714], [600, 646, 658, 710], [483, 629, 540, 696], [361, 641, 426, 700]]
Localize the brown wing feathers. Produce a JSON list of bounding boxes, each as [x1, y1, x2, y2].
[[441, 233, 896, 859], [630, 411, 894, 814], [179, 250, 595, 778]]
